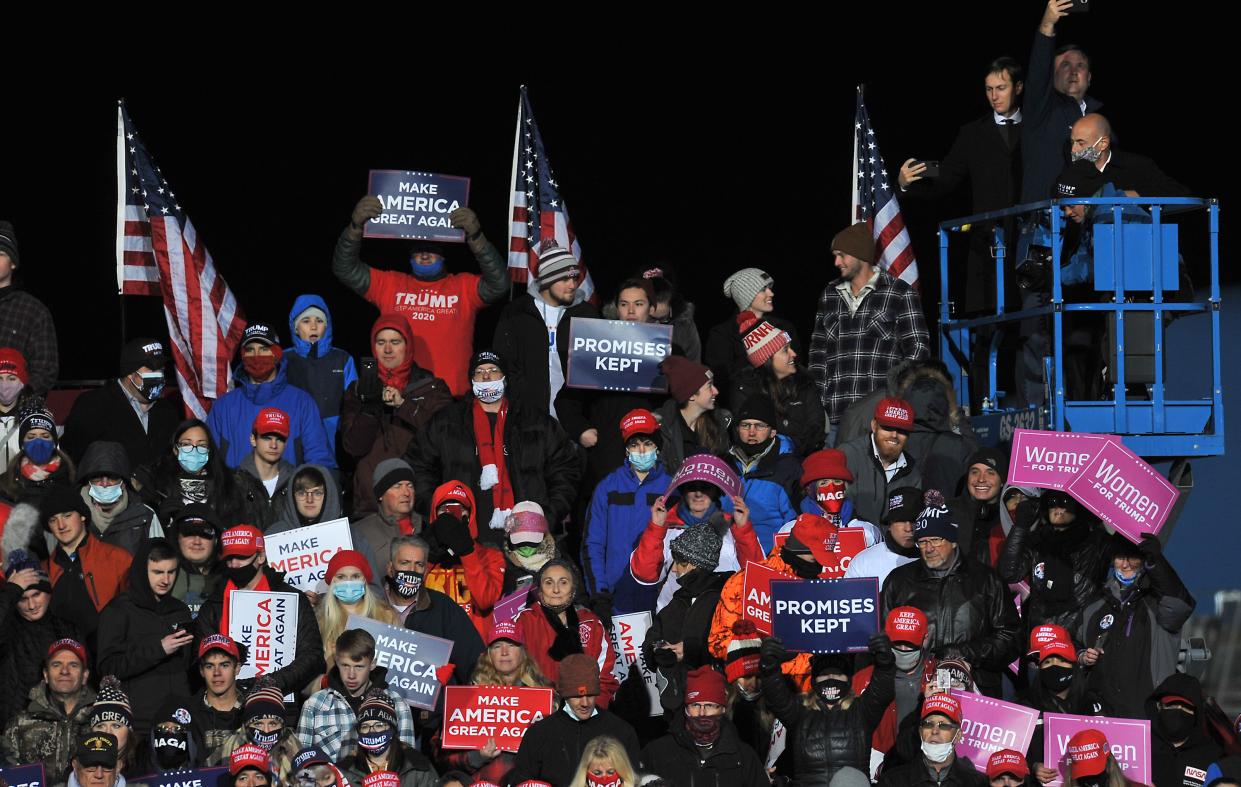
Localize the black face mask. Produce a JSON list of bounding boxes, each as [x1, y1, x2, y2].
[[388, 570, 424, 599], [816, 678, 850, 706], [781, 548, 821, 579], [227, 563, 259, 587], [1077, 777, 1104, 787], [153, 730, 189, 769], [1157, 708, 1196, 741], [1039, 664, 1074, 693], [249, 726, 280, 751]]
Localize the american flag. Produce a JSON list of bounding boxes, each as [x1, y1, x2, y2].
[[115, 101, 246, 419], [506, 86, 595, 300], [852, 89, 918, 287]]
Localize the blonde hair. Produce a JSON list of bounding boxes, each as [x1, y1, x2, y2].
[[1067, 756, 1130, 787], [316, 586, 397, 668], [471, 643, 553, 690], [567, 736, 639, 787]]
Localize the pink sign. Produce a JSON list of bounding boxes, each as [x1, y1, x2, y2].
[[951, 690, 1040, 769], [1066, 439, 1179, 543], [1007, 429, 1107, 490], [1042, 713, 1151, 787], [491, 587, 529, 624]]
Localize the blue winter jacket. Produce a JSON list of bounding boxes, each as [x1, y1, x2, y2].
[[206, 359, 337, 470], [583, 461, 671, 596], [730, 436, 802, 553], [284, 294, 358, 450]]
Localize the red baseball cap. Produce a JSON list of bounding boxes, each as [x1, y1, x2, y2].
[[987, 749, 1030, 779], [362, 772, 400, 787], [620, 408, 659, 443], [47, 638, 88, 665], [789, 513, 840, 569], [252, 407, 290, 438], [874, 397, 914, 430], [198, 634, 241, 661], [922, 693, 962, 725], [229, 744, 270, 775], [487, 619, 524, 647], [1159, 693, 1197, 709], [1029, 623, 1069, 655], [1067, 729, 1108, 778], [1038, 638, 1078, 663], [220, 525, 264, 558], [885, 607, 928, 646]]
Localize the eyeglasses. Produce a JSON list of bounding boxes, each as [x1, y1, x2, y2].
[[176, 443, 209, 454], [294, 489, 326, 501], [472, 367, 503, 381], [358, 721, 390, 734], [919, 720, 959, 733], [917, 537, 947, 548], [737, 422, 771, 432]]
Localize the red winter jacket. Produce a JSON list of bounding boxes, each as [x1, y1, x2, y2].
[[515, 604, 620, 707], [628, 504, 763, 584], [425, 481, 506, 638]]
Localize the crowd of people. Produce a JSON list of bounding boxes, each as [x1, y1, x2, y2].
[[0, 3, 1230, 787]]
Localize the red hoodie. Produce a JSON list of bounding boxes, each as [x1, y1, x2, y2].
[[426, 480, 506, 638]]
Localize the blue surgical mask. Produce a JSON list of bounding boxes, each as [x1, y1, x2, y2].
[[88, 483, 124, 505], [177, 445, 209, 474], [1112, 567, 1140, 587], [409, 255, 445, 279], [627, 448, 658, 472], [24, 437, 56, 464], [332, 579, 367, 604]]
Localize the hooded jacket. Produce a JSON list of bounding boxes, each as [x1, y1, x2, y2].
[[583, 460, 671, 597], [76, 440, 162, 556], [340, 316, 453, 516], [265, 463, 344, 535], [899, 369, 977, 498], [96, 539, 195, 734], [284, 294, 358, 451], [205, 358, 336, 470], [640, 710, 768, 786], [729, 435, 802, 551], [408, 398, 580, 547], [419, 481, 506, 638], [0, 579, 80, 726], [1148, 673, 1222, 787]]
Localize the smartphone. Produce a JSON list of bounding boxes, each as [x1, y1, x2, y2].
[[1068, 0, 1089, 13], [936, 669, 953, 691], [915, 160, 941, 179], [357, 357, 380, 402]]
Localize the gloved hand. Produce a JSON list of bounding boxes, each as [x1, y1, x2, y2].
[[1138, 533, 1163, 561], [431, 514, 474, 557], [450, 206, 482, 238], [652, 647, 679, 669], [1013, 497, 1041, 530], [588, 590, 614, 627], [869, 633, 895, 670], [350, 195, 382, 231], [759, 637, 794, 672]]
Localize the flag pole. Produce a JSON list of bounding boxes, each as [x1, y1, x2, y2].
[[506, 86, 525, 302], [115, 99, 129, 346], [850, 86, 863, 225]]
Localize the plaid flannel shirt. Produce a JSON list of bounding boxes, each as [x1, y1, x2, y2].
[[296, 684, 417, 762], [809, 271, 931, 422], [0, 288, 58, 396]]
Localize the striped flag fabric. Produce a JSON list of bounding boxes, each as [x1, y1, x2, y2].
[[116, 101, 246, 419], [506, 85, 596, 300], [851, 88, 919, 287]]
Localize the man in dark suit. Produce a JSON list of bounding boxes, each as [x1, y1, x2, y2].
[[1069, 114, 1190, 199]]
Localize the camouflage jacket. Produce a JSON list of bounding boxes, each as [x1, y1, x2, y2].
[[1, 683, 97, 786]]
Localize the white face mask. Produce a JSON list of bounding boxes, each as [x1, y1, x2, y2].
[[472, 377, 506, 404], [921, 739, 955, 763]]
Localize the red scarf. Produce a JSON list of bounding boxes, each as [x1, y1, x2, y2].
[[219, 572, 271, 637], [398, 517, 414, 535], [472, 398, 514, 513], [20, 455, 61, 482]]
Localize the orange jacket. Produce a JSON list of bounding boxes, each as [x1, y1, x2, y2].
[[708, 551, 843, 691], [46, 533, 132, 611], [426, 481, 506, 637]]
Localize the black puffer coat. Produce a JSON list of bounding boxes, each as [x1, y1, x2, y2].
[[881, 553, 1021, 698], [760, 660, 895, 784], [998, 515, 1110, 637], [900, 373, 976, 498], [0, 581, 80, 727], [408, 398, 580, 545], [1148, 673, 1223, 787], [728, 366, 826, 458], [642, 569, 730, 711], [640, 711, 768, 786], [96, 539, 195, 735]]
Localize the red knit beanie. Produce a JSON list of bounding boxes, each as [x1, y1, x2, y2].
[[685, 666, 727, 706], [325, 549, 373, 584]]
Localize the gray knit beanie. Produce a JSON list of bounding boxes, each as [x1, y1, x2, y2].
[[722, 268, 774, 312]]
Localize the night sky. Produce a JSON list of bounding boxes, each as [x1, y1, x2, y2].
[[3, 9, 1235, 593]]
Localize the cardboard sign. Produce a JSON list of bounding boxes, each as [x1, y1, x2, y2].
[[770, 578, 879, 653], [741, 561, 784, 636], [492, 587, 530, 624], [666, 455, 743, 500], [0, 763, 46, 787], [766, 719, 787, 771], [609, 611, 662, 717], [347, 615, 454, 710], [1007, 429, 1107, 490], [134, 767, 228, 787], [951, 690, 1040, 768], [263, 518, 354, 591], [1066, 439, 1179, 542], [565, 318, 673, 393], [229, 590, 300, 680], [364, 170, 470, 241], [1043, 713, 1151, 787], [440, 686, 555, 752]]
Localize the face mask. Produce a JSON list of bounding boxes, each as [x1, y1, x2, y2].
[[685, 714, 722, 746], [89, 483, 124, 505], [135, 372, 165, 402], [921, 739, 955, 763], [1039, 664, 1074, 693], [332, 579, 367, 604], [1071, 136, 1104, 163], [894, 648, 923, 673], [511, 544, 539, 559], [178, 445, 210, 474], [227, 562, 259, 588], [1112, 567, 1140, 587], [816, 678, 849, 706], [1157, 708, 1196, 740], [587, 772, 623, 787], [409, 255, 445, 279], [358, 728, 394, 755], [24, 437, 56, 464], [0, 379, 22, 406], [388, 570, 423, 599], [249, 726, 281, 751], [472, 377, 506, 404], [153, 730, 188, 768], [242, 355, 278, 381], [1077, 778, 1105, 787], [781, 548, 822, 579], [816, 480, 847, 517], [627, 448, 659, 472]]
